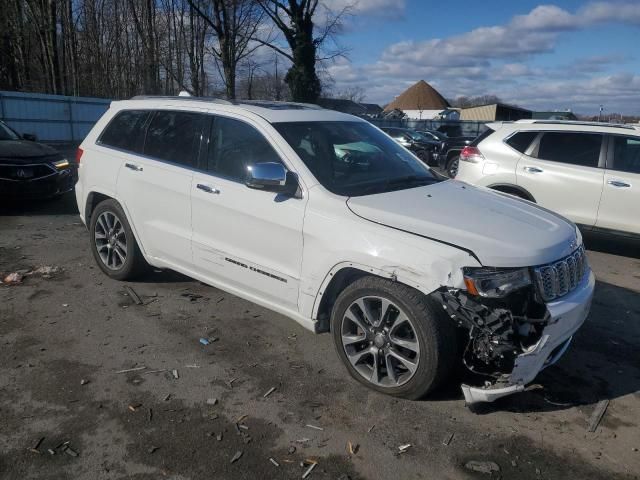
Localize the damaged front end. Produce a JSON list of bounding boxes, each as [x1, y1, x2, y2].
[[435, 261, 594, 404]]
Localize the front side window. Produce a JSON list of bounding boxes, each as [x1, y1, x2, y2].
[[612, 136, 640, 174], [99, 110, 149, 152], [207, 116, 282, 181], [537, 132, 602, 168], [274, 121, 440, 196], [0, 121, 20, 141], [144, 111, 204, 167]]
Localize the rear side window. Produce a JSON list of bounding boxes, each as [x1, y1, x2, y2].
[[470, 128, 494, 147], [506, 131, 537, 153], [206, 116, 282, 181], [99, 110, 149, 152], [612, 136, 640, 174], [537, 132, 602, 168], [143, 111, 205, 167]]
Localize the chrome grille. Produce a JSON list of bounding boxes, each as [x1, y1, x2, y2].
[[533, 246, 588, 302]]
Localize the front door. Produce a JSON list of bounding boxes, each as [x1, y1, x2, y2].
[[191, 114, 306, 310], [516, 131, 605, 226], [596, 135, 640, 235]]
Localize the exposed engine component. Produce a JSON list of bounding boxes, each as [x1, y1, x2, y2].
[[437, 289, 547, 377]]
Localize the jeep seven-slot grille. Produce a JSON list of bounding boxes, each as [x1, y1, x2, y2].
[[533, 246, 588, 302]]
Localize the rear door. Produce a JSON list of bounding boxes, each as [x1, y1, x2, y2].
[[595, 134, 640, 235], [116, 109, 205, 267], [190, 114, 305, 310], [516, 131, 605, 226]]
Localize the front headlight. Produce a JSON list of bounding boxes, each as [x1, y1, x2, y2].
[[53, 158, 70, 169], [463, 267, 531, 298]]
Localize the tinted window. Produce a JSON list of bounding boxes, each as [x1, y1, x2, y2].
[[207, 116, 282, 181], [274, 121, 440, 196], [537, 132, 602, 167], [612, 136, 640, 174], [506, 131, 537, 153], [144, 111, 204, 166], [0, 121, 20, 140], [99, 110, 149, 152]]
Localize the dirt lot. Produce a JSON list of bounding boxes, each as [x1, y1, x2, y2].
[[1, 192, 639, 480]]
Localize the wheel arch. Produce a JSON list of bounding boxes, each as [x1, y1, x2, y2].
[[487, 183, 536, 202], [312, 262, 450, 332]]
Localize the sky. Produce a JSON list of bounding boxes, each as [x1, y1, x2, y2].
[[321, 0, 640, 115]]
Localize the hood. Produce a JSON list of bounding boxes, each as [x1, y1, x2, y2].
[[0, 140, 60, 163], [347, 180, 578, 267]]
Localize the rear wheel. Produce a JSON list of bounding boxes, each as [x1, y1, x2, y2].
[[446, 156, 459, 178], [331, 276, 457, 400], [89, 199, 148, 280]]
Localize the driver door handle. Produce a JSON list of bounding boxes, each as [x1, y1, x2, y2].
[[197, 183, 220, 194], [607, 179, 631, 188], [523, 166, 543, 173]]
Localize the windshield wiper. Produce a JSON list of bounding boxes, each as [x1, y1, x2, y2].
[[355, 175, 439, 195]]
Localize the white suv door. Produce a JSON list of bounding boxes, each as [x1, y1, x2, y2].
[[595, 135, 640, 235], [116, 109, 205, 267], [190, 115, 306, 310], [516, 131, 605, 226]]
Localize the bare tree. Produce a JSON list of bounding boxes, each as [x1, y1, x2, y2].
[[188, 0, 264, 99], [255, 0, 349, 102]]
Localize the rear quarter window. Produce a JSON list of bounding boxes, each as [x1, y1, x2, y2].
[[98, 110, 149, 153], [505, 131, 538, 153]]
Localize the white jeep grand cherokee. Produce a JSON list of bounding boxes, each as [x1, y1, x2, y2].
[[75, 97, 594, 403]]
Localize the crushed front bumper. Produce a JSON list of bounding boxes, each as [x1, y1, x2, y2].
[[462, 270, 595, 404]]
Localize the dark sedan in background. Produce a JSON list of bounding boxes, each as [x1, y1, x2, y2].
[[0, 121, 77, 199], [380, 127, 440, 165]]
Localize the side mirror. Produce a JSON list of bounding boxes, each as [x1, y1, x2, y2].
[[245, 162, 298, 196], [22, 133, 37, 142]]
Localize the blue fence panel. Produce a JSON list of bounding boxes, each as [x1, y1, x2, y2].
[[0, 91, 111, 143]]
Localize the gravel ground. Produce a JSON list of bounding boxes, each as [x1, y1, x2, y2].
[[0, 192, 639, 480]]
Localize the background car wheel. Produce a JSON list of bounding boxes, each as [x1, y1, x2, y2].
[[446, 156, 459, 178], [416, 149, 429, 163], [89, 199, 148, 280], [331, 276, 457, 400]]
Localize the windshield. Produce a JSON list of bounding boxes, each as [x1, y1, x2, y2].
[[273, 121, 441, 196], [420, 130, 447, 141], [0, 122, 19, 141]]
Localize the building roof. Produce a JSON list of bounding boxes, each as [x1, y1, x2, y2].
[[384, 80, 449, 112]]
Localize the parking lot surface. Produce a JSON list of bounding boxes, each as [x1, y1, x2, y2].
[[1, 193, 639, 480]]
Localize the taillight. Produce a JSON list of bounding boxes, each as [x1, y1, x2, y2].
[[460, 146, 484, 163], [75, 147, 84, 164]]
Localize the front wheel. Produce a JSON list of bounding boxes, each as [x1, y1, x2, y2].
[[331, 276, 457, 400], [89, 199, 148, 280]]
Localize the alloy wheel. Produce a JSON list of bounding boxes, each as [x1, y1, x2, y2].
[[94, 211, 128, 270], [340, 296, 420, 387]]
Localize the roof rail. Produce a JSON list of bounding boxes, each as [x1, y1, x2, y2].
[[515, 119, 636, 130], [129, 95, 233, 105]]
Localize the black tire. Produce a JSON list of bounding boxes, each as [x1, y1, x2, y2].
[[446, 156, 459, 178], [89, 199, 148, 281], [416, 149, 429, 163], [331, 276, 457, 400]]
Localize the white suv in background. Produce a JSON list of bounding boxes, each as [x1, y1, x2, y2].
[[456, 120, 640, 238], [75, 97, 594, 404]]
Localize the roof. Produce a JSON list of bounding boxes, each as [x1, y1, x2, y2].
[[317, 98, 383, 116], [486, 119, 640, 135], [114, 96, 363, 123], [462, 102, 531, 113], [384, 80, 449, 112]]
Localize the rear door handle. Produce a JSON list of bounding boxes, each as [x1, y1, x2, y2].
[[523, 166, 543, 173], [607, 179, 631, 188], [125, 162, 143, 172], [197, 183, 220, 194]]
